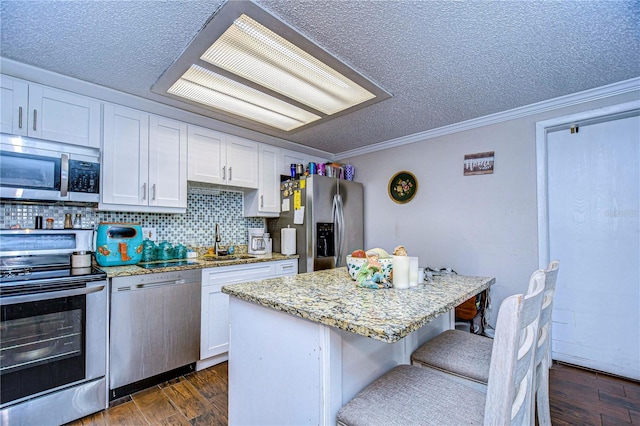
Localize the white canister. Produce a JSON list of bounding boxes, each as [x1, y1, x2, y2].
[[392, 256, 410, 289], [409, 257, 419, 286], [71, 251, 92, 268], [281, 226, 296, 255]]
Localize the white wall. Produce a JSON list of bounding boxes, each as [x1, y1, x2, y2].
[[345, 90, 640, 326]]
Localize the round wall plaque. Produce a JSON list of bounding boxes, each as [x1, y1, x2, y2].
[[388, 171, 418, 204]]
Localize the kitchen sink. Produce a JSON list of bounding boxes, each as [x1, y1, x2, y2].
[[203, 255, 256, 262]]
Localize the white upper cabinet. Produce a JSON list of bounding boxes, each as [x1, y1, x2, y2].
[[101, 105, 149, 206], [1, 76, 28, 135], [0, 75, 100, 148], [281, 149, 307, 177], [244, 143, 280, 217], [225, 135, 259, 189], [187, 126, 258, 189], [187, 126, 226, 185], [148, 115, 188, 208], [281, 148, 328, 177], [101, 104, 187, 213]]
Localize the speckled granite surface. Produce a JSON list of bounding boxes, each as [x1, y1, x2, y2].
[[222, 268, 495, 343], [98, 253, 298, 278]]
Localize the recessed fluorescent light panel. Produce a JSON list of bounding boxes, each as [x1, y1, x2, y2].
[[152, 0, 390, 133]]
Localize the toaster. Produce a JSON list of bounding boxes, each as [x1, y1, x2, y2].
[[95, 222, 143, 266]]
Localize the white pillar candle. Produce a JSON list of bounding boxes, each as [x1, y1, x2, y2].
[[409, 257, 419, 287], [392, 256, 410, 289]]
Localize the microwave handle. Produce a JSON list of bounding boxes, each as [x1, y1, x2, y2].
[[60, 153, 69, 197]]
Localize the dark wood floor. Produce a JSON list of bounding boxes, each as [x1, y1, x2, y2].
[[549, 362, 639, 425], [66, 362, 228, 426], [67, 361, 638, 425]]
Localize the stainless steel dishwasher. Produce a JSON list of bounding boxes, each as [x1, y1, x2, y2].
[[109, 269, 200, 397]]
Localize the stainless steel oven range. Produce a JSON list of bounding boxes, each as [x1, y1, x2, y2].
[[0, 229, 107, 426]]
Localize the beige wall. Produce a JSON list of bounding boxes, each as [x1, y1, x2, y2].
[[345, 90, 639, 326]]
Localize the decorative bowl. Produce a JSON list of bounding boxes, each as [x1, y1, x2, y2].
[[346, 255, 393, 280]]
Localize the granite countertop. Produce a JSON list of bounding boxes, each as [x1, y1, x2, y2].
[[222, 267, 495, 343], [98, 253, 299, 278]]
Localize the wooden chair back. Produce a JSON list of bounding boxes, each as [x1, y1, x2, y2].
[[484, 269, 545, 425], [536, 260, 560, 366]]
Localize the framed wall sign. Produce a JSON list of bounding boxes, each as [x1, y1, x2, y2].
[[388, 171, 417, 203], [464, 151, 494, 175]]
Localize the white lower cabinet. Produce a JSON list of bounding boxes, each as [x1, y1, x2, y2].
[[199, 259, 298, 369]]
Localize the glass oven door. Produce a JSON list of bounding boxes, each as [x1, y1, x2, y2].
[[0, 280, 106, 407]]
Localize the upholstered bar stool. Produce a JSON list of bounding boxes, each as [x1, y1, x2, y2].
[[336, 270, 546, 426], [410, 261, 560, 423]]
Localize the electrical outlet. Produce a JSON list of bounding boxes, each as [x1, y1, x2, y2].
[[142, 227, 157, 241]]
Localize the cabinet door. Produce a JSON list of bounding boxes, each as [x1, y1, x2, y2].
[[28, 83, 101, 148], [258, 144, 280, 214], [282, 149, 307, 176], [149, 115, 187, 208], [187, 125, 226, 185], [0, 75, 28, 136], [102, 104, 149, 206], [226, 135, 258, 189], [201, 263, 276, 362], [201, 283, 230, 359]]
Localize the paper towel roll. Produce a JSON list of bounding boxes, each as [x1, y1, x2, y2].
[[281, 227, 296, 255]]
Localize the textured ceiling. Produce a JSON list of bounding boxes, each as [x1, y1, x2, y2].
[[1, 0, 639, 154]]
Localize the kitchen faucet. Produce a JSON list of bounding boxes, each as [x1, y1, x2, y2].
[[214, 224, 221, 255]]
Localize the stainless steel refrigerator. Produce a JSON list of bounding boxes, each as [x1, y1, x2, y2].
[[267, 174, 364, 273]]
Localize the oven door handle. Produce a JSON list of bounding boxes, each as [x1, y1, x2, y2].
[[0, 284, 105, 306]]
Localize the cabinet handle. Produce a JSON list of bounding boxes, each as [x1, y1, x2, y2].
[[32, 109, 37, 131], [152, 184, 156, 201], [142, 183, 147, 201], [18, 107, 23, 129], [229, 166, 232, 181], [222, 166, 226, 180], [260, 195, 264, 207]]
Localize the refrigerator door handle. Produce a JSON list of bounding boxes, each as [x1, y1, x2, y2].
[[332, 194, 339, 265], [332, 190, 345, 267], [337, 204, 344, 266]]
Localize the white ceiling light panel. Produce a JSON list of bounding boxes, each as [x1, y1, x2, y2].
[[201, 14, 376, 115], [168, 65, 321, 131], [152, 1, 390, 134]]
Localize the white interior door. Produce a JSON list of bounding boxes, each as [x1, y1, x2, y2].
[[547, 113, 640, 380]]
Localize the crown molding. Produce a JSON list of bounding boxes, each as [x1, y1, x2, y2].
[[334, 76, 640, 160]]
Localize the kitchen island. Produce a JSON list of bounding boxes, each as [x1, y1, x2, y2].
[[222, 267, 494, 425]]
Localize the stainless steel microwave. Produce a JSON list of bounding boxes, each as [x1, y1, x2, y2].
[[0, 133, 100, 203]]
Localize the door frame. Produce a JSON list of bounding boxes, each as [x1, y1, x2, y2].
[[535, 99, 640, 268]]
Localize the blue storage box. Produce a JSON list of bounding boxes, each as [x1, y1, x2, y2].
[[95, 222, 143, 266]]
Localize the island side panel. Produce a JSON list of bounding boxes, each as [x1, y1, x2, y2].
[[228, 297, 456, 425], [228, 297, 328, 425]]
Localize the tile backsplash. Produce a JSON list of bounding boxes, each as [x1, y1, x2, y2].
[[1, 191, 265, 247]]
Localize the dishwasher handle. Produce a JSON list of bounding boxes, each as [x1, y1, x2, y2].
[[115, 278, 191, 292]]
